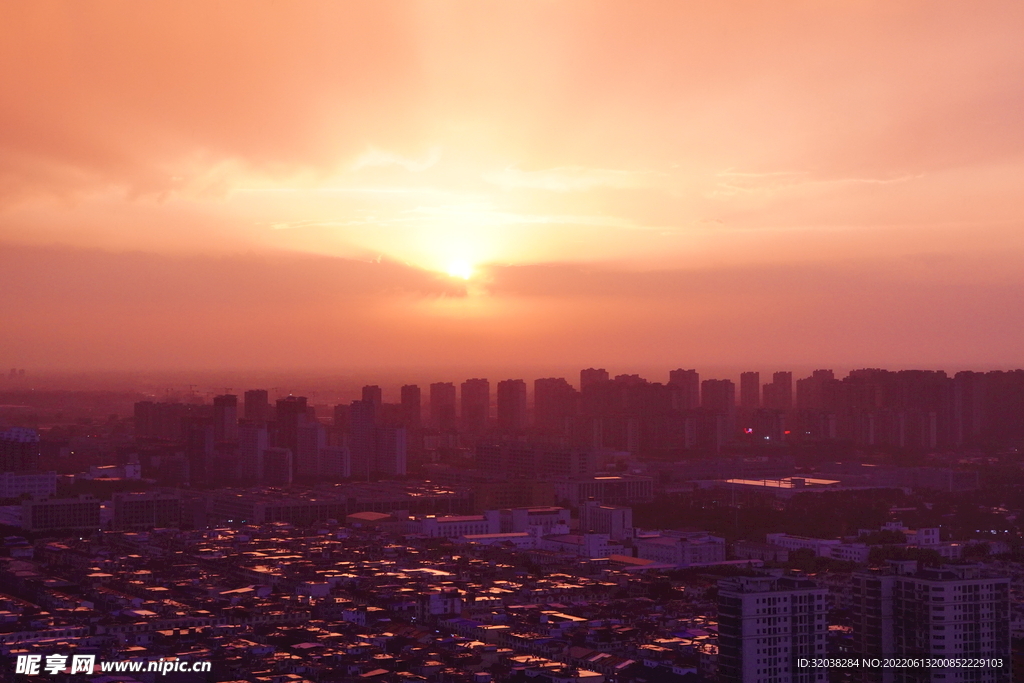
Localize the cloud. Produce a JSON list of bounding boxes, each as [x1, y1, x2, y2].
[[712, 169, 924, 196], [483, 166, 654, 192], [352, 147, 442, 172]]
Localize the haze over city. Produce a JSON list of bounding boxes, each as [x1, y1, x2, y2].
[[3, 2, 1024, 373]]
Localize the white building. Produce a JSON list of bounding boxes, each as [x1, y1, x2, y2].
[[539, 533, 624, 558], [717, 575, 827, 683], [635, 530, 725, 567], [0, 471, 57, 498], [850, 562, 1010, 682], [552, 475, 654, 506], [417, 513, 499, 538], [578, 501, 633, 540], [499, 506, 571, 534], [765, 533, 841, 557]]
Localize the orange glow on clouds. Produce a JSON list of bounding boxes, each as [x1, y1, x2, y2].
[[2, 1, 1024, 370]]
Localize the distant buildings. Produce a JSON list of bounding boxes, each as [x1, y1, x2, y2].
[[461, 378, 490, 435], [496, 379, 528, 431], [430, 382, 457, 431], [243, 388, 270, 422]]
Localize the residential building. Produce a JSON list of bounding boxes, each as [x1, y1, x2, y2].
[[717, 574, 827, 683]]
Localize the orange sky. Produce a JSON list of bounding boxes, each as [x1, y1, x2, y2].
[[2, 1, 1023, 372]]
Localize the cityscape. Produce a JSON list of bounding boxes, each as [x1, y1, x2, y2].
[[1, 366, 1023, 682]]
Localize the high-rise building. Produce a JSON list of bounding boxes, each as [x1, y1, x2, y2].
[[461, 378, 490, 434], [362, 385, 383, 411], [375, 426, 407, 477], [849, 562, 1011, 683], [243, 389, 270, 422], [321, 445, 350, 479], [496, 379, 528, 431], [275, 396, 308, 477], [238, 420, 268, 481], [580, 368, 609, 391], [534, 377, 577, 432], [295, 420, 326, 479], [349, 399, 376, 481], [764, 372, 794, 411], [262, 447, 293, 486], [701, 378, 736, 412], [183, 417, 214, 485], [669, 369, 701, 410], [133, 401, 190, 440], [740, 372, 761, 409], [430, 382, 458, 431], [401, 384, 421, 428], [212, 394, 239, 442], [717, 574, 827, 683], [794, 369, 836, 413]]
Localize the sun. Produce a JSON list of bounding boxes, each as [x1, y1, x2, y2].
[[446, 261, 474, 280]]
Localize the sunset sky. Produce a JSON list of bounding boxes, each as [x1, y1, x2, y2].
[[2, 1, 1023, 374]]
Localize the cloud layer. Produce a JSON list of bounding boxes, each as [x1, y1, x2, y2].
[[1, 2, 1023, 370]]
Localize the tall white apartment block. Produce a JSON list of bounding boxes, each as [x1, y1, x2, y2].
[[850, 562, 1010, 683], [717, 574, 828, 683]]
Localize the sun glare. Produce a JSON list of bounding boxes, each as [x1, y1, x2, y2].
[[447, 261, 474, 280]]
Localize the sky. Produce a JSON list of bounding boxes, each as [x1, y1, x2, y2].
[[2, 1, 1023, 375]]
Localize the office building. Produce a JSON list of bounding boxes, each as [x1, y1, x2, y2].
[[112, 491, 182, 530], [21, 496, 102, 532], [717, 574, 827, 683], [579, 500, 633, 540], [551, 474, 654, 506]]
